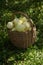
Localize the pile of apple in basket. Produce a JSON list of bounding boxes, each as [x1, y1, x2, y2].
[[7, 16, 31, 32]]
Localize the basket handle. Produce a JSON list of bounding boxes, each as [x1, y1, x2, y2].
[[14, 11, 29, 18], [13, 11, 35, 27]]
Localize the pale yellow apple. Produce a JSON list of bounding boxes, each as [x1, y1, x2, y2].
[[7, 22, 13, 29], [20, 17, 27, 22], [19, 20, 23, 24], [13, 18, 19, 26], [15, 24, 26, 32], [11, 28, 16, 31], [23, 22, 31, 31]]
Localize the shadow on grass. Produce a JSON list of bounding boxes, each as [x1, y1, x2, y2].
[[0, 37, 43, 65], [1, 39, 27, 65]]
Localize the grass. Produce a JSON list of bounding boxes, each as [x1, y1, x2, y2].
[[0, 0, 43, 65], [0, 41, 43, 65], [0, 11, 43, 65]]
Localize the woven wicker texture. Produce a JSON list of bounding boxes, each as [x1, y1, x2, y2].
[[8, 11, 36, 49]]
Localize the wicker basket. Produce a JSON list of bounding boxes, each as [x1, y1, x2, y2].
[[8, 11, 36, 49]]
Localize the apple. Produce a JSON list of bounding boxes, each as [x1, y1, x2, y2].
[[20, 17, 28, 23], [19, 20, 23, 24], [23, 22, 31, 31], [12, 28, 16, 31], [7, 22, 13, 29], [15, 24, 26, 32], [13, 18, 19, 26]]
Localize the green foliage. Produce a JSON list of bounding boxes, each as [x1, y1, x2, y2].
[[0, 0, 43, 65], [0, 0, 43, 47]]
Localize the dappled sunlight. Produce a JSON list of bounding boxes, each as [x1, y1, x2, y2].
[[0, 0, 43, 65]]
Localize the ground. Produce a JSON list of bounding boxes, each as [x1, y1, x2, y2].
[[0, 42, 43, 65], [0, 0, 43, 65]]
